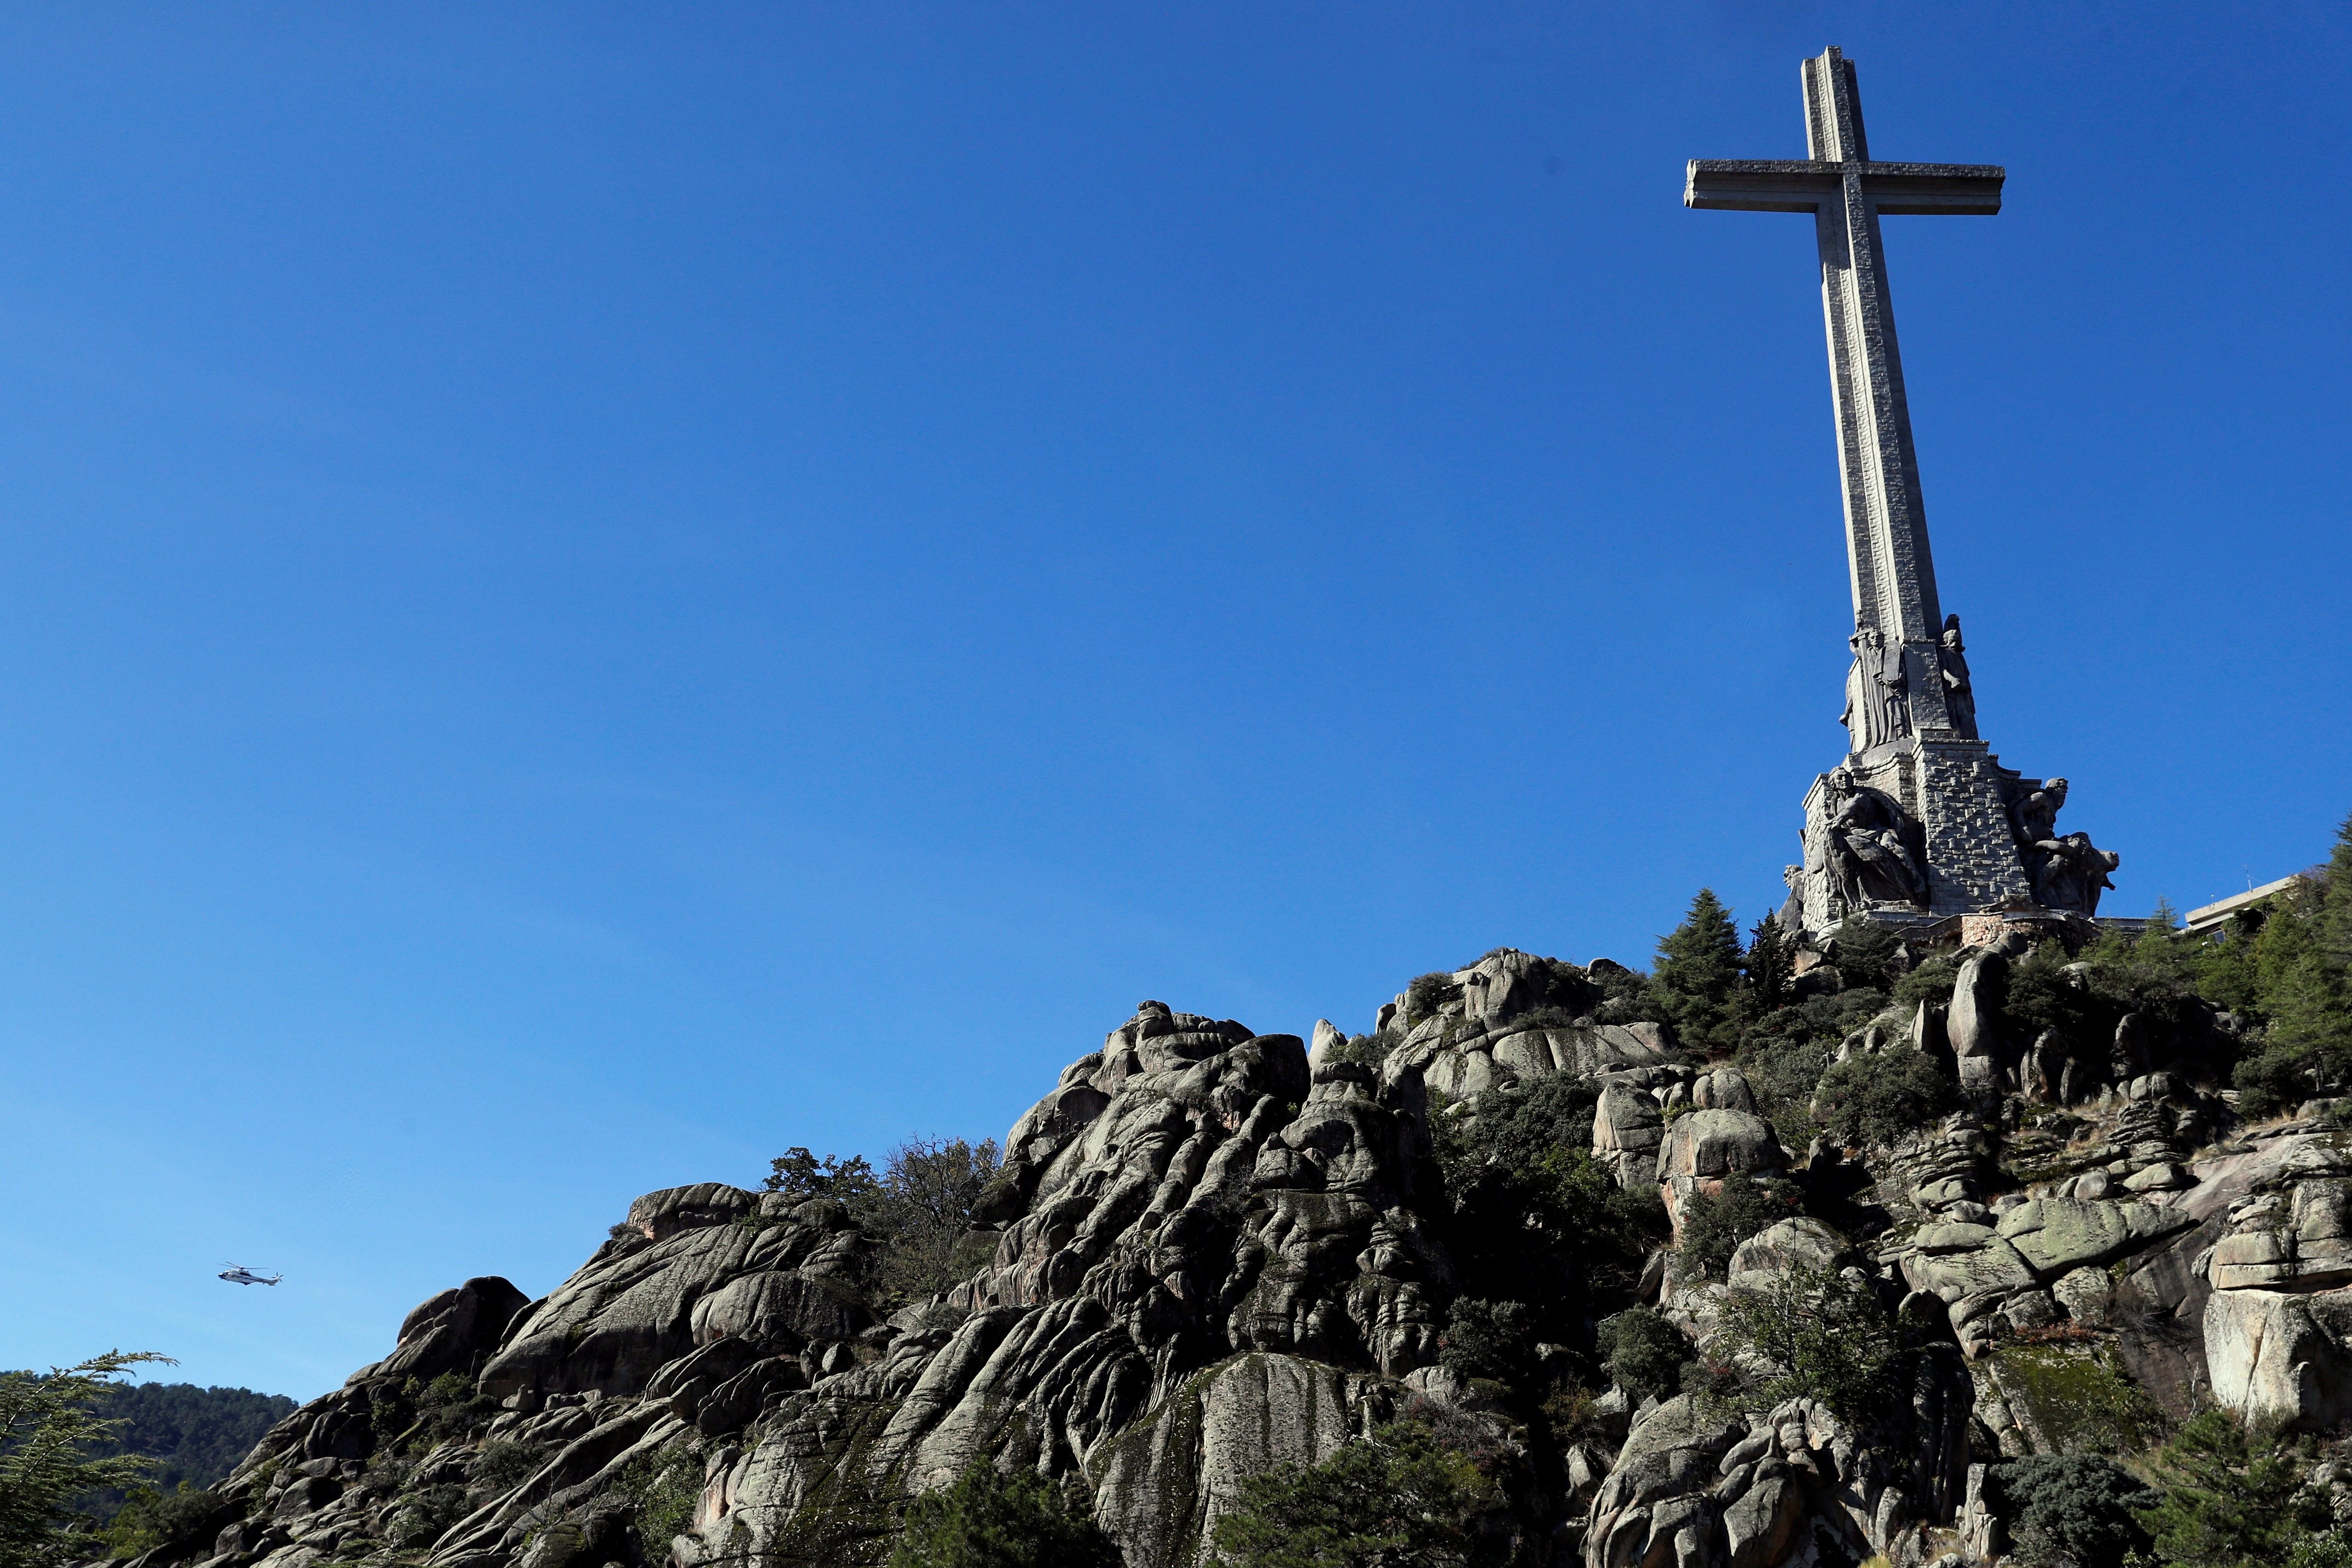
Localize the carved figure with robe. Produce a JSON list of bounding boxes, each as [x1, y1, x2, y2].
[[1938, 613, 1977, 738], [1839, 627, 1911, 753], [1820, 766, 1926, 910]]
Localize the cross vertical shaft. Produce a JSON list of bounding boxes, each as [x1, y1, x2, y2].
[[1687, 46, 2002, 747], [1809, 49, 1939, 669]]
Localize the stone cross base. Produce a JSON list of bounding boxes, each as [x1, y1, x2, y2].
[[1794, 732, 2042, 934]]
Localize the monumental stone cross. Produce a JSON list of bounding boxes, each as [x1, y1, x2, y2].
[[1686, 46, 2000, 746], [1686, 49, 2120, 934]]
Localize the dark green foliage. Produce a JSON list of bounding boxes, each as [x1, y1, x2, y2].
[[2133, 1409, 2332, 1568], [1733, 990, 1885, 1147], [1674, 1178, 1798, 1279], [1441, 1076, 1598, 1177], [2005, 942, 2094, 1049], [1826, 917, 1903, 992], [2229, 821, 2352, 1115], [1327, 1030, 1402, 1068], [1594, 1309, 1689, 1401], [472, 1441, 537, 1492], [2078, 901, 2213, 1047], [1811, 1049, 1955, 1149], [763, 1147, 883, 1205], [1987, 1454, 2156, 1568], [1208, 1421, 1498, 1568], [1891, 956, 1961, 1011], [69, 1382, 293, 1522], [623, 1452, 703, 1557], [891, 1459, 1120, 1568], [1588, 960, 1655, 1026], [1433, 1094, 1668, 1393], [1651, 890, 1744, 1049], [1741, 919, 1795, 1012], [97, 1484, 222, 1560], [1404, 973, 1459, 1027], [1710, 1266, 1899, 1418], [375, 1372, 496, 1456], [863, 1136, 1004, 1305], [762, 1137, 1005, 1308], [2236, 1045, 2322, 1120], [0, 1352, 171, 1568], [1438, 1300, 1532, 1383]]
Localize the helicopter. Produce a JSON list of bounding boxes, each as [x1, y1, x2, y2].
[[219, 1264, 282, 1286]]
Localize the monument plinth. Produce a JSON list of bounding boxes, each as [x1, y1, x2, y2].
[[1690, 47, 2119, 941]]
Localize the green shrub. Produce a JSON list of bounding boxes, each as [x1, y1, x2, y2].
[[1891, 957, 1960, 1011], [763, 1148, 882, 1204], [2134, 1409, 2332, 1568], [471, 1441, 537, 1493], [1209, 1421, 1498, 1568], [96, 1484, 220, 1560], [1988, 1454, 2154, 1568], [1812, 1049, 1954, 1148], [1404, 973, 1458, 1027], [625, 1453, 703, 1554], [1827, 918, 1904, 992], [1595, 1308, 1689, 1402], [0, 1351, 170, 1568], [1431, 1095, 1668, 1397], [1675, 1179, 1798, 1279], [1709, 1265, 1898, 1418], [1741, 918, 1796, 1012], [1437, 1299, 1532, 1383], [2237, 1042, 2322, 1120], [891, 1459, 1119, 1568]]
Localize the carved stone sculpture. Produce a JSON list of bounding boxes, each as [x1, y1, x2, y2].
[[1839, 627, 1911, 753], [1821, 767, 1926, 909], [2010, 776, 2068, 849], [1938, 614, 1977, 739], [2034, 830, 2120, 917]]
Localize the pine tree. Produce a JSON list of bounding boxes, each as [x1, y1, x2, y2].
[[2260, 815, 2352, 1062], [2133, 1409, 2325, 1568], [1652, 889, 1744, 1049], [0, 1352, 171, 1568], [1741, 917, 1794, 1014]]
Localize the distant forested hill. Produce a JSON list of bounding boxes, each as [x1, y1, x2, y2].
[[76, 1382, 295, 1520]]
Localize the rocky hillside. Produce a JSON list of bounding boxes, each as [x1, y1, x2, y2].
[[97, 905, 2352, 1568]]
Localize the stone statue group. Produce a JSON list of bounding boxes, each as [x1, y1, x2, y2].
[[1838, 613, 1981, 752], [1811, 614, 2119, 922]]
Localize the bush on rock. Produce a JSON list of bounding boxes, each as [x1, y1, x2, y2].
[[1208, 1420, 1499, 1568], [1812, 1048, 1954, 1149], [1710, 1265, 1899, 1418], [891, 1459, 1120, 1568], [1987, 1454, 2155, 1568]]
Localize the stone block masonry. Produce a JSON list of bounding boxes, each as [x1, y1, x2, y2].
[[1917, 736, 2035, 915]]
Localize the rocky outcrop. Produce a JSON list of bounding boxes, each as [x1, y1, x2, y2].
[[110, 930, 2352, 1568], [1582, 1363, 1973, 1568]]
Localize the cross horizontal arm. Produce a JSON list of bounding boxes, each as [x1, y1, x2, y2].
[[1685, 159, 2004, 215]]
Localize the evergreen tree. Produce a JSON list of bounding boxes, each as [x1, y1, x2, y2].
[[891, 1459, 1121, 1568], [1652, 890, 1743, 1049], [1209, 1422, 1498, 1568], [2133, 1409, 2326, 1568], [1741, 918, 1794, 1014], [2259, 816, 2352, 1061], [0, 1352, 170, 1568]]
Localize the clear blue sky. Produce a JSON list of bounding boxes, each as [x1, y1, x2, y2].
[[3, 5, 2346, 1400]]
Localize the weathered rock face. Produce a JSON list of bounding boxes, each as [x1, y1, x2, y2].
[[122, 941, 2352, 1568], [1582, 1363, 1973, 1568]]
